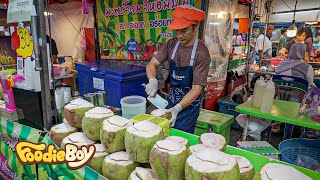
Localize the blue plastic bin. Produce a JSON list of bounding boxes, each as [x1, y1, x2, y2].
[[217, 96, 242, 130], [75, 60, 147, 108], [279, 132, 320, 166]]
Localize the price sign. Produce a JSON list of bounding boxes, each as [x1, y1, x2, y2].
[[7, 0, 33, 23], [93, 77, 104, 91]]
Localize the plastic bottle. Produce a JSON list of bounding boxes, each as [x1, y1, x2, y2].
[[260, 78, 275, 113], [253, 76, 266, 107]]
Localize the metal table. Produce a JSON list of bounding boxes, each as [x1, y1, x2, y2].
[[236, 99, 320, 140]]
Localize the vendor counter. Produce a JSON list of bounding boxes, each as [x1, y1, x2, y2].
[[0, 116, 319, 179]]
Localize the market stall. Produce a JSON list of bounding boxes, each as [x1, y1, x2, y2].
[[0, 0, 320, 179]]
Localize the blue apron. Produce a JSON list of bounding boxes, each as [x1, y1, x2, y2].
[[167, 38, 201, 134]]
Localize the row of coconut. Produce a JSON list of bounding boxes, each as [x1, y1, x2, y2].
[[49, 98, 311, 180]]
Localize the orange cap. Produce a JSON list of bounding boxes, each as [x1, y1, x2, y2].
[[169, 5, 205, 30]]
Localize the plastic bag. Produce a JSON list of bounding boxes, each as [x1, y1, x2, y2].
[[295, 155, 320, 172], [236, 114, 271, 140], [299, 87, 320, 116]]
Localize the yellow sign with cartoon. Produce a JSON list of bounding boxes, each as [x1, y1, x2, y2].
[[16, 141, 96, 170], [11, 27, 34, 59]]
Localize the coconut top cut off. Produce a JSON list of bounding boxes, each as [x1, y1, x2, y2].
[[63, 132, 95, 147], [232, 155, 253, 173], [165, 136, 189, 146], [200, 133, 226, 150], [102, 116, 133, 132], [153, 140, 186, 155], [187, 148, 237, 173], [259, 163, 311, 180], [51, 122, 77, 133], [84, 107, 114, 119], [126, 120, 162, 138], [151, 109, 167, 116], [105, 151, 134, 166], [64, 98, 94, 110], [130, 167, 157, 180], [188, 144, 210, 154], [94, 144, 109, 157]]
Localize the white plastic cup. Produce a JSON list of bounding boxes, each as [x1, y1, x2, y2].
[[63, 87, 72, 104]]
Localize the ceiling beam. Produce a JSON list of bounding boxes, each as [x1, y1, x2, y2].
[[272, 7, 320, 14]]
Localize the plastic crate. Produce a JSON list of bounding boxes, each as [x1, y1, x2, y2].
[[228, 59, 247, 70], [75, 60, 147, 108], [218, 96, 242, 130], [130, 114, 170, 137], [194, 109, 234, 144], [169, 128, 320, 179]]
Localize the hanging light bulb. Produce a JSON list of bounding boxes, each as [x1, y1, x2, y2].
[[287, 0, 298, 37], [287, 20, 297, 37]]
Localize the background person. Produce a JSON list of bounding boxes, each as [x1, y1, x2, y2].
[[255, 25, 274, 61], [279, 28, 309, 61], [276, 43, 314, 86]]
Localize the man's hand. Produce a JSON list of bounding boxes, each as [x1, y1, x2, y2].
[[142, 78, 158, 97], [166, 104, 182, 127]]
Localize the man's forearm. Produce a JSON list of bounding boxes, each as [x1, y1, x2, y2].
[[178, 85, 203, 108], [146, 58, 160, 80]]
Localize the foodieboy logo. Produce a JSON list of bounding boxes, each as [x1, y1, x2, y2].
[[15, 142, 95, 170]]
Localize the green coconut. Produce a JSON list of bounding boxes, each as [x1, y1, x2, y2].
[[254, 163, 312, 180], [87, 144, 109, 174], [64, 98, 94, 128], [125, 120, 164, 163], [100, 115, 133, 153], [82, 107, 114, 140], [102, 151, 140, 180], [185, 148, 240, 180], [199, 133, 227, 152], [232, 155, 254, 180], [128, 167, 157, 180], [149, 139, 188, 180], [188, 144, 210, 156], [61, 132, 95, 149], [49, 122, 77, 147], [150, 109, 171, 119], [165, 136, 190, 148]]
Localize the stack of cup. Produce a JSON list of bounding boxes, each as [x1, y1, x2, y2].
[[84, 93, 97, 106], [96, 91, 106, 107], [83, 91, 107, 107]]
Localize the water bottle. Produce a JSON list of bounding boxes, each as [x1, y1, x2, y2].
[[253, 76, 266, 107], [260, 78, 275, 113]]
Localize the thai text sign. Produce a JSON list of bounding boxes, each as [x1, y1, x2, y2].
[[96, 0, 201, 60]]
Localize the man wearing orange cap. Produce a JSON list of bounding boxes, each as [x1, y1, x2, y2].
[[145, 5, 211, 133]]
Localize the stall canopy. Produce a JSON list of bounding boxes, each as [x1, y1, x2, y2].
[[254, 0, 320, 23]]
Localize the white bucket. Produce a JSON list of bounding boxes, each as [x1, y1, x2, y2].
[[120, 96, 146, 119]]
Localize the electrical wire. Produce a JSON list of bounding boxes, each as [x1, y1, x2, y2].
[[56, 3, 85, 39], [293, 0, 298, 20], [281, 0, 293, 11]]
